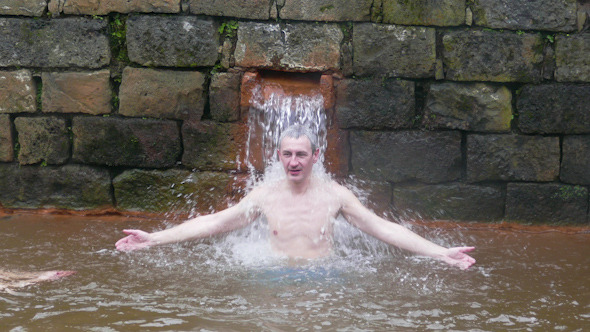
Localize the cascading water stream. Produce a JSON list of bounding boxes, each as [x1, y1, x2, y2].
[[245, 83, 328, 181]]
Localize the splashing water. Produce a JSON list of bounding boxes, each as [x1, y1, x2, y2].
[[196, 82, 407, 271]]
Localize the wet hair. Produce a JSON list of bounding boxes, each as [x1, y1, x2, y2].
[[279, 124, 318, 152]]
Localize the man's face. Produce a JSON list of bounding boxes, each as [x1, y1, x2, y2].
[[278, 136, 319, 183]]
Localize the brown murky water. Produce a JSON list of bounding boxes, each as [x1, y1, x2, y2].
[[1, 213, 588, 331]]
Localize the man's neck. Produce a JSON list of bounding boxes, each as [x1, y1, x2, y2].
[[286, 178, 312, 195]]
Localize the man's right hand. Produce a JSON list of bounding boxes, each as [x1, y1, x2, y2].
[[115, 229, 155, 251]]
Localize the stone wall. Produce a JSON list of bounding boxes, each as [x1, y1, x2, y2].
[[0, 0, 589, 224]]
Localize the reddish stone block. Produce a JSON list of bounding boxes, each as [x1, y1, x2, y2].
[[42, 70, 111, 115], [119, 67, 206, 121]]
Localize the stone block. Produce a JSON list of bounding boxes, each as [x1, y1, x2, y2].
[[127, 15, 219, 67], [182, 121, 246, 171], [393, 184, 505, 221], [343, 177, 392, 214], [0, 0, 46, 16], [335, 78, 415, 129], [119, 67, 206, 120], [279, 0, 372, 21], [14, 117, 70, 165], [467, 134, 559, 182], [113, 169, 232, 213], [382, 0, 465, 26], [555, 33, 590, 82], [561, 135, 590, 185], [0, 70, 36, 114], [350, 130, 461, 183], [517, 84, 590, 134], [471, 0, 578, 32], [353, 23, 436, 78], [235, 22, 343, 72], [42, 70, 111, 115], [72, 117, 181, 168], [506, 183, 588, 224], [189, 0, 270, 19], [210, 72, 241, 122], [423, 82, 512, 132], [51, 0, 180, 15], [324, 128, 349, 177], [442, 29, 544, 82], [0, 115, 13, 162], [0, 17, 110, 68], [0, 164, 112, 210]]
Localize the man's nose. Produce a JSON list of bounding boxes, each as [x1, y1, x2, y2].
[[288, 156, 298, 166]]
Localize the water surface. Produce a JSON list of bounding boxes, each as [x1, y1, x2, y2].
[[1, 213, 588, 331]]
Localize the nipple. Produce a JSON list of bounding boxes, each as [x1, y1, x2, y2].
[[273, 230, 278, 236]]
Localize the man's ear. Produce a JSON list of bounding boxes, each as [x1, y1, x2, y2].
[[312, 148, 320, 163]]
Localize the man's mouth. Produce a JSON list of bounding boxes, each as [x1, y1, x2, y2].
[[288, 169, 301, 175]]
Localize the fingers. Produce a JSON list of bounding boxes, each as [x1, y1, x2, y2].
[[122, 229, 142, 236]]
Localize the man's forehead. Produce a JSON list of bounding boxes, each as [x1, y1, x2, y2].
[[279, 136, 312, 150]]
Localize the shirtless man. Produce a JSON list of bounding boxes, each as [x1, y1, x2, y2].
[[116, 125, 476, 269]]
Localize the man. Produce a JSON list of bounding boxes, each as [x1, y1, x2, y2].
[[0, 270, 76, 293], [116, 125, 475, 269]]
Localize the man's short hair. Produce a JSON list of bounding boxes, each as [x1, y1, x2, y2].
[[279, 124, 318, 152]]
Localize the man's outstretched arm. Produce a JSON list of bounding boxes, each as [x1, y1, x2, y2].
[[337, 185, 476, 269], [115, 194, 260, 252]]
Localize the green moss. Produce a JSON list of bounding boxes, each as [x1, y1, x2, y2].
[[320, 4, 334, 12], [109, 13, 128, 63], [553, 186, 587, 200], [340, 22, 353, 42], [218, 20, 239, 39]]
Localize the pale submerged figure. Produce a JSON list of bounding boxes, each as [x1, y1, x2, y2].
[[116, 125, 476, 270]]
